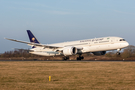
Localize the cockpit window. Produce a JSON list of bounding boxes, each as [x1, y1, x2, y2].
[[120, 39, 126, 41]]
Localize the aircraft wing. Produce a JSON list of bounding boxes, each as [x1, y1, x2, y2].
[[5, 38, 62, 49]]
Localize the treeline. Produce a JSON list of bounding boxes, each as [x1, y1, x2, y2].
[[0, 49, 41, 58], [0, 45, 135, 59]]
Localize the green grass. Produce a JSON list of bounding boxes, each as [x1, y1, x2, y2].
[[0, 61, 135, 90]]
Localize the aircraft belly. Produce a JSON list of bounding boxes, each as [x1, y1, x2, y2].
[[83, 43, 120, 52]]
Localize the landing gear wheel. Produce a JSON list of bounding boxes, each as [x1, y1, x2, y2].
[[116, 52, 121, 55], [77, 57, 81, 60], [77, 55, 84, 60], [63, 57, 69, 60]]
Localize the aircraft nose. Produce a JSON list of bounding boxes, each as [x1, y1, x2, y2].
[[124, 42, 129, 47], [126, 42, 129, 47]]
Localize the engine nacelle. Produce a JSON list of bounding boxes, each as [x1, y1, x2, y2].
[[92, 51, 106, 56], [63, 47, 77, 56]]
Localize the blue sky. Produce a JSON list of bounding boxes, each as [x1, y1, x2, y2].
[[0, 0, 135, 53]]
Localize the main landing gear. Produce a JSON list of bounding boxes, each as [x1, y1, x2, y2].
[[63, 54, 84, 60], [63, 57, 69, 60], [77, 54, 84, 60]]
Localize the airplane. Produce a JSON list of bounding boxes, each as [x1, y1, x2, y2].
[[5, 30, 129, 60]]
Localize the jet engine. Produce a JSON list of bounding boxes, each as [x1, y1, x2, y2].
[[92, 51, 106, 55], [63, 47, 77, 56]]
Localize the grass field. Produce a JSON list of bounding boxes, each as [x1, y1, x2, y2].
[[0, 61, 135, 90]]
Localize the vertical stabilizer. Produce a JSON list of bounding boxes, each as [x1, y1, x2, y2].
[[27, 30, 40, 44]]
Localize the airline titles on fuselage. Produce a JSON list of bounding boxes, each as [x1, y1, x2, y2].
[[80, 38, 105, 43]]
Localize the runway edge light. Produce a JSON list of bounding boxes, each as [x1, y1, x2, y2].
[[49, 76, 51, 81]]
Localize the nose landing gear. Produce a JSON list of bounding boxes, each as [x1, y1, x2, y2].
[[116, 49, 121, 55], [116, 52, 121, 55]]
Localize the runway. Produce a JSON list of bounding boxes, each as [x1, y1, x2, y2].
[[0, 59, 135, 62]]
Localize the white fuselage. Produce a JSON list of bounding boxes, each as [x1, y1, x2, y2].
[[30, 37, 129, 56]]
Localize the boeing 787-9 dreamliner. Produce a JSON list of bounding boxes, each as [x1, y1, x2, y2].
[[5, 30, 129, 60]]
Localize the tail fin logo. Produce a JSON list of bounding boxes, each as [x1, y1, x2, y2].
[[32, 37, 35, 42]]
